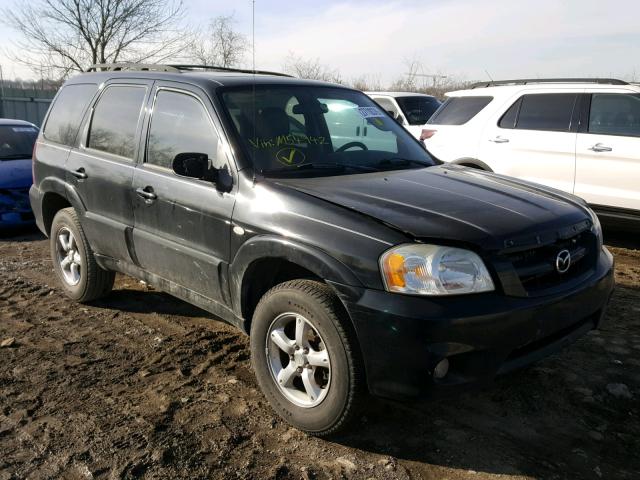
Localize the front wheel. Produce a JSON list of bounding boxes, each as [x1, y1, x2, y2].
[[250, 280, 364, 436]]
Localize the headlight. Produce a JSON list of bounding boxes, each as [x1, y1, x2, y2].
[[380, 244, 495, 296], [589, 209, 603, 248]]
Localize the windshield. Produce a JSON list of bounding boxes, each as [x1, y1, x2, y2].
[[395, 96, 441, 125], [0, 125, 38, 160], [219, 86, 436, 176]]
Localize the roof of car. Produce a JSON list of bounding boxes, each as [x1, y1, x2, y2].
[[365, 91, 438, 98], [447, 79, 640, 97], [0, 118, 37, 126], [64, 70, 348, 91]]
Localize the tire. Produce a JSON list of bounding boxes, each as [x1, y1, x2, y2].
[[50, 208, 115, 302], [250, 279, 364, 436]]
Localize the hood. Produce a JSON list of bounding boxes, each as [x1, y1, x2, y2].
[[0, 159, 33, 189], [274, 165, 591, 251]]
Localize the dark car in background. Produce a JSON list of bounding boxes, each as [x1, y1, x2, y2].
[[0, 119, 38, 229]]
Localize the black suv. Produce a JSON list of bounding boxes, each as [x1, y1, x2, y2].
[[30, 64, 614, 435]]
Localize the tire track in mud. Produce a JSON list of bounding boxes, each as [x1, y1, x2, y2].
[[0, 250, 263, 479]]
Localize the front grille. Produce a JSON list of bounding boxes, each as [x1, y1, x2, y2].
[[501, 229, 597, 295]]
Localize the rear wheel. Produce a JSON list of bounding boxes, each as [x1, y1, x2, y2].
[[50, 208, 115, 302], [250, 279, 364, 436]]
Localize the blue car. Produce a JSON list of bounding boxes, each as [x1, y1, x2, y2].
[[0, 119, 39, 228]]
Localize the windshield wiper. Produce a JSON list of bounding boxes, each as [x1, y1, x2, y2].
[[261, 162, 376, 175], [375, 158, 432, 169], [0, 154, 32, 160]]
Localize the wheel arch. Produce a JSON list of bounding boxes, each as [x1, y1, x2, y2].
[[39, 178, 87, 236], [229, 235, 362, 333]]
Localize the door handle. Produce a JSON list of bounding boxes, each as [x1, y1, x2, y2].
[[489, 136, 509, 143], [136, 187, 157, 202], [71, 168, 88, 179], [589, 143, 612, 152]]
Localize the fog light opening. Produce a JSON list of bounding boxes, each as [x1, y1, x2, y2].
[[433, 358, 449, 379]]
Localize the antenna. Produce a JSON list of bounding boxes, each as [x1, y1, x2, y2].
[[251, 0, 257, 181], [484, 69, 494, 82], [252, 0, 256, 72]]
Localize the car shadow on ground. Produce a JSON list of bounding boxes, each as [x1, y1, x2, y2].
[[92, 287, 210, 319], [0, 226, 44, 242], [604, 226, 640, 250]]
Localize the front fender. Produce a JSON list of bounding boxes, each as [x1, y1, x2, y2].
[[229, 235, 363, 316]]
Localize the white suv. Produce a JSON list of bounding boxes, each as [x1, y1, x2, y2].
[[422, 79, 640, 226], [366, 92, 441, 139]]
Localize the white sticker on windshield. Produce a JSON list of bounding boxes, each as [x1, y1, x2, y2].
[[357, 107, 385, 118], [12, 127, 37, 132]]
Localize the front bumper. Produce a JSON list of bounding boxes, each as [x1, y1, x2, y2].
[[0, 187, 35, 228], [331, 247, 615, 400]]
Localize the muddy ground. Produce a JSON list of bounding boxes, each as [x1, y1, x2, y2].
[[0, 229, 638, 480]]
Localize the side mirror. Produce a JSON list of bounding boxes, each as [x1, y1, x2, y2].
[[386, 110, 397, 119], [172, 152, 212, 180]]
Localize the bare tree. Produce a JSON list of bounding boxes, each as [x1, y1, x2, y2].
[[3, 0, 191, 78], [189, 15, 248, 68], [283, 52, 342, 83], [387, 58, 473, 99], [349, 74, 383, 92]]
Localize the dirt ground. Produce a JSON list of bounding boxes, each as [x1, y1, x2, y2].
[[0, 229, 638, 480]]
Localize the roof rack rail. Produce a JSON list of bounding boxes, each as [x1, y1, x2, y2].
[[86, 63, 293, 77], [470, 78, 629, 88], [166, 64, 293, 77], [86, 63, 181, 72]]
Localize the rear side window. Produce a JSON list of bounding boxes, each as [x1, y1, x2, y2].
[[588, 93, 640, 137], [514, 94, 577, 132], [88, 85, 147, 159], [43, 84, 97, 146], [146, 90, 219, 169], [498, 97, 522, 129], [427, 96, 492, 125]]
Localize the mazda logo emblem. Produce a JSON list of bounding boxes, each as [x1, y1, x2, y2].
[[556, 249, 571, 274]]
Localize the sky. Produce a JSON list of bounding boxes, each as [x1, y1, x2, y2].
[[1, 0, 640, 84]]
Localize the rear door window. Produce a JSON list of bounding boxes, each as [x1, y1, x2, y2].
[[514, 93, 577, 132], [427, 96, 492, 125], [588, 93, 640, 137], [43, 84, 98, 146], [87, 85, 147, 159]]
